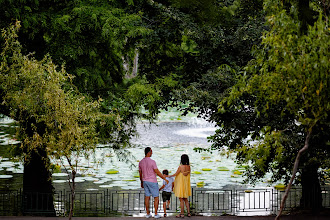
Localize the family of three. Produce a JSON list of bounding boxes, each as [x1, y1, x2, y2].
[[139, 147, 191, 218]]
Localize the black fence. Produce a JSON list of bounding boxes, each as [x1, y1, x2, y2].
[[1, 186, 330, 216]]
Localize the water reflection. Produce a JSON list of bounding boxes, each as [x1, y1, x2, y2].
[[0, 115, 270, 193]]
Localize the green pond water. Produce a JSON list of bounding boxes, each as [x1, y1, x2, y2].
[[0, 110, 274, 192]]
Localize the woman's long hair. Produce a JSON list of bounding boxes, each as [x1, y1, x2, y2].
[[181, 154, 190, 165]]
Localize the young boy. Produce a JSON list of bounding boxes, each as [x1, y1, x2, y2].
[[159, 169, 174, 217]]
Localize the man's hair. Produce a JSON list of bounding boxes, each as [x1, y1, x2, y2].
[[181, 154, 190, 165], [162, 169, 169, 175], [145, 147, 151, 156]]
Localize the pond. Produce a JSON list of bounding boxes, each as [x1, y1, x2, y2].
[[0, 110, 273, 193]]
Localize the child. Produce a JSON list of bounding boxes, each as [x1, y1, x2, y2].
[[159, 169, 174, 217]]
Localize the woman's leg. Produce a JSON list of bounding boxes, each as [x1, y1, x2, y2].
[[179, 198, 184, 214], [184, 198, 190, 215], [176, 198, 185, 217]]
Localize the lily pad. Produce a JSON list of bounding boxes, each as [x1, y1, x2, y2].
[[192, 171, 202, 174], [236, 164, 249, 169], [99, 185, 113, 188], [75, 177, 86, 182], [202, 168, 212, 171], [53, 180, 67, 183], [123, 179, 136, 182], [196, 181, 205, 187], [94, 181, 106, 184], [274, 184, 286, 190], [217, 167, 230, 171], [0, 175, 13, 179], [106, 169, 119, 174], [233, 170, 243, 175], [201, 156, 211, 160], [52, 173, 68, 177]]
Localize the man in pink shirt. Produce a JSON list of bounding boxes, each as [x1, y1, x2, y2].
[[139, 147, 169, 218]]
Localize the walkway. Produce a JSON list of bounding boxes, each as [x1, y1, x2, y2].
[[0, 215, 329, 220]]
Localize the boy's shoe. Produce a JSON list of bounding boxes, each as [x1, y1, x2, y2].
[[146, 214, 152, 218], [154, 214, 161, 218]]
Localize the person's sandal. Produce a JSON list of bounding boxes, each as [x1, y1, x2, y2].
[[187, 213, 191, 217], [164, 213, 167, 217], [176, 214, 184, 218]]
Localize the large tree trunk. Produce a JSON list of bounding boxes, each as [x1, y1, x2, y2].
[[300, 164, 322, 213], [23, 147, 56, 216], [20, 112, 56, 216]]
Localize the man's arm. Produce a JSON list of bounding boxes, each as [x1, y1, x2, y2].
[[159, 184, 165, 191], [154, 169, 169, 184], [139, 170, 144, 188]]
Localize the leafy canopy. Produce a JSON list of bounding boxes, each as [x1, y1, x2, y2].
[[0, 21, 121, 163], [216, 0, 330, 184]]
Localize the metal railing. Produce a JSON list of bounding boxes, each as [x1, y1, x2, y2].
[[1, 186, 330, 216]]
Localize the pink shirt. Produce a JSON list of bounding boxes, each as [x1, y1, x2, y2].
[[139, 157, 158, 183]]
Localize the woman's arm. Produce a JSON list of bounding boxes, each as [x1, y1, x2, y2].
[[169, 166, 181, 178], [182, 165, 191, 176]]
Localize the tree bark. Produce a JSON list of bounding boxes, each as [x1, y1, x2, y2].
[[275, 129, 312, 220], [66, 156, 76, 220], [300, 164, 322, 213], [68, 171, 76, 220], [23, 147, 56, 216]]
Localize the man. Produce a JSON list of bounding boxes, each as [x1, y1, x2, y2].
[[139, 147, 169, 218]]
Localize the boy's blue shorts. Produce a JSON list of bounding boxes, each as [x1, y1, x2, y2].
[[143, 181, 159, 197]]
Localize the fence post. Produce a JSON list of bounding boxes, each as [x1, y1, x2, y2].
[[232, 189, 236, 215], [105, 189, 108, 215], [191, 187, 194, 213]]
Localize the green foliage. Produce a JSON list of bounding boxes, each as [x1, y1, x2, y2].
[[215, 0, 330, 184], [0, 0, 162, 152], [0, 21, 121, 164], [0, 0, 151, 99], [134, 0, 265, 115]]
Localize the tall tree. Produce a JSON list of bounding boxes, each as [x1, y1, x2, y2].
[[129, 0, 265, 112], [0, 21, 125, 218], [211, 0, 329, 216], [0, 0, 149, 98], [0, 0, 156, 215]]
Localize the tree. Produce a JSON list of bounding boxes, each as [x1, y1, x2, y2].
[[130, 0, 265, 112], [0, 0, 150, 97], [0, 21, 126, 218], [0, 1, 158, 214], [212, 0, 329, 216]]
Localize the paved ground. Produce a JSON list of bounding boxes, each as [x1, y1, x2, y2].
[[0, 215, 329, 220]]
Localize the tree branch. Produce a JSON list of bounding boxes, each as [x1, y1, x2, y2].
[[275, 129, 312, 220]]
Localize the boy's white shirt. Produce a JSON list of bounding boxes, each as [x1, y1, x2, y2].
[[162, 176, 174, 192]]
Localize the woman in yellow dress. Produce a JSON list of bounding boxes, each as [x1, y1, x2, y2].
[[169, 154, 191, 218]]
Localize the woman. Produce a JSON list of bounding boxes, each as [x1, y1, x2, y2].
[[170, 154, 191, 218]]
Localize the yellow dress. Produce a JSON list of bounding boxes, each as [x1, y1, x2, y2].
[[173, 172, 191, 198]]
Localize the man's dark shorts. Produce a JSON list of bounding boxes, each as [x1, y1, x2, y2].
[[162, 191, 172, 202]]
